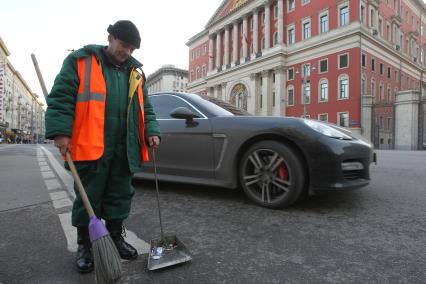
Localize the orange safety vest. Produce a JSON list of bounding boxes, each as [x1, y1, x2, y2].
[[69, 54, 148, 162]]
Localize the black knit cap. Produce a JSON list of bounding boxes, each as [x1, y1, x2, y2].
[[107, 20, 141, 49]]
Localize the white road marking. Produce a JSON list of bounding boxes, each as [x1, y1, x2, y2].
[[44, 179, 62, 191], [40, 165, 51, 172], [49, 191, 68, 200], [41, 171, 55, 179], [52, 198, 73, 209], [59, 212, 77, 252], [38, 161, 48, 166], [40, 146, 74, 199], [39, 146, 149, 254]]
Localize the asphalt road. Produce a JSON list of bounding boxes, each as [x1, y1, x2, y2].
[[0, 144, 425, 283]]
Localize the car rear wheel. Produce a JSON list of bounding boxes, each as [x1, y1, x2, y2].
[[239, 141, 306, 208]]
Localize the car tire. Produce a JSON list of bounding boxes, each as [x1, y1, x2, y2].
[[239, 140, 306, 208]]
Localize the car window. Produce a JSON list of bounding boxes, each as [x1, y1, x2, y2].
[[149, 95, 203, 119]]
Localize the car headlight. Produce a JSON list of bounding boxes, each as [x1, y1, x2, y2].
[[303, 119, 352, 140]]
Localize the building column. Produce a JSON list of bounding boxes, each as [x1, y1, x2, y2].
[[252, 8, 259, 58], [261, 70, 270, 116], [208, 35, 214, 72], [361, 95, 374, 142], [232, 21, 239, 65], [273, 67, 286, 116], [249, 73, 259, 114], [277, 0, 284, 45], [264, 2, 271, 50], [216, 31, 222, 70], [221, 82, 227, 101], [242, 16, 248, 61], [394, 91, 421, 150], [224, 26, 230, 67]]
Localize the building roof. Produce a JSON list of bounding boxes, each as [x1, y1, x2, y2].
[[146, 65, 188, 83], [0, 37, 11, 56], [205, 0, 252, 28]]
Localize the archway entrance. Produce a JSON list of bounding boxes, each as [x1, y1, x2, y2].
[[230, 83, 248, 111]]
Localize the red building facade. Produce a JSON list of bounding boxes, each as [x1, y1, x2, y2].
[[187, 0, 426, 145]]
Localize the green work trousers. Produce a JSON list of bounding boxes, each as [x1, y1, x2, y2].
[[71, 144, 135, 227]]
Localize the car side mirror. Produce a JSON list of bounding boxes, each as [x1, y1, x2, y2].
[[170, 107, 196, 122]]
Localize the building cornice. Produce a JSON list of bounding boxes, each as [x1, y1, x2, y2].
[[0, 37, 11, 56]]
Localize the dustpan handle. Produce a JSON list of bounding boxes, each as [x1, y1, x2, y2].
[[66, 151, 96, 218], [152, 147, 165, 240]]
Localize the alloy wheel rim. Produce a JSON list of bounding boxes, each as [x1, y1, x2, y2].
[[242, 148, 291, 204]]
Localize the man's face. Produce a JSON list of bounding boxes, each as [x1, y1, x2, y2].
[[106, 35, 136, 64]]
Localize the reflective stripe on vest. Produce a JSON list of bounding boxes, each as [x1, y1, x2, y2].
[[70, 55, 106, 161], [136, 77, 149, 162]]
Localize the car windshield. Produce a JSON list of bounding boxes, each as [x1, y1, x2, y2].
[[192, 94, 251, 116]]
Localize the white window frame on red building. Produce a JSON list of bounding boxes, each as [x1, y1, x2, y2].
[[287, 86, 294, 106], [319, 10, 329, 34], [338, 2, 350, 27], [319, 78, 328, 102], [338, 75, 349, 100], [337, 112, 349, 127]]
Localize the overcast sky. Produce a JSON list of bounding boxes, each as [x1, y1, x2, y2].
[[0, 0, 223, 107]]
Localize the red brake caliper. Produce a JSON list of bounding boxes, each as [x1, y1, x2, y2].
[[277, 163, 289, 181]]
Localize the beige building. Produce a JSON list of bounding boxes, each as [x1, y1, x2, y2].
[[0, 37, 45, 143], [146, 65, 188, 94]]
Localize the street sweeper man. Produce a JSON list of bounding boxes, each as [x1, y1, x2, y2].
[[45, 20, 161, 273]]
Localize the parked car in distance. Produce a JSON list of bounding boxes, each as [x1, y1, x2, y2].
[[136, 92, 375, 208]]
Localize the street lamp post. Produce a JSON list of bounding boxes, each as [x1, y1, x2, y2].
[[297, 64, 315, 118]]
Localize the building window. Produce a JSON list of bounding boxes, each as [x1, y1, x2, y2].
[[302, 0, 309, 6], [287, 87, 294, 106], [319, 59, 328, 73], [387, 67, 391, 79], [339, 54, 348, 68], [203, 45, 207, 55], [288, 0, 295, 11], [273, 32, 278, 45], [288, 27, 295, 44], [303, 20, 311, 40], [361, 5, 366, 24], [338, 112, 349, 127], [387, 88, 391, 101], [319, 80, 328, 102], [339, 76, 349, 99], [380, 84, 384, 101], [196, 67, 200, 80], [380, 63, 384, 75], [340, 5, 349, 26], [362, 53, 366, 67], [320, 14, 329, 33], [318, 113, 328, 122], [371, 58, 375, 71], [274, 5, 278, 19], [202, 65, 206, 78], [288, 68, 294, 80], [190, 70, 194, 81]]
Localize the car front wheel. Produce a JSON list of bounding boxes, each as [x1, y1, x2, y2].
[[239, 141, 306, 208]]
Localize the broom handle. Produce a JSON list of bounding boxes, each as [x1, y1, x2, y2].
[[31, 54, 96, 220], [66, 151, 96, 218]]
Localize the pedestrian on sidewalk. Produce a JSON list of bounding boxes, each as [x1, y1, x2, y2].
[[45, 20, 161, 273]]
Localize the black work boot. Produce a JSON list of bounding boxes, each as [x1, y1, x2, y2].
[[76, 227, 94, 273], [106, 220, 138, 260]]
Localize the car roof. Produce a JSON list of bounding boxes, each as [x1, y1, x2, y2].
[[149, 92, 251, 116]]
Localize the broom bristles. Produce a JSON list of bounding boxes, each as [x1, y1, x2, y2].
[[93, 234, 122, 284]]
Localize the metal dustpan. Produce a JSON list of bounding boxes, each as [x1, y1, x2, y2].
[[148, 148, 192, 271]]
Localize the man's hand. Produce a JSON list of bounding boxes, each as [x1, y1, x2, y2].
[[54, 135, 71, 155], [147, 136, 160, 148]]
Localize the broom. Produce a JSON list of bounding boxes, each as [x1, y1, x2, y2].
[[31, 53, 122, 283], [66, 151, 122, 283]]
